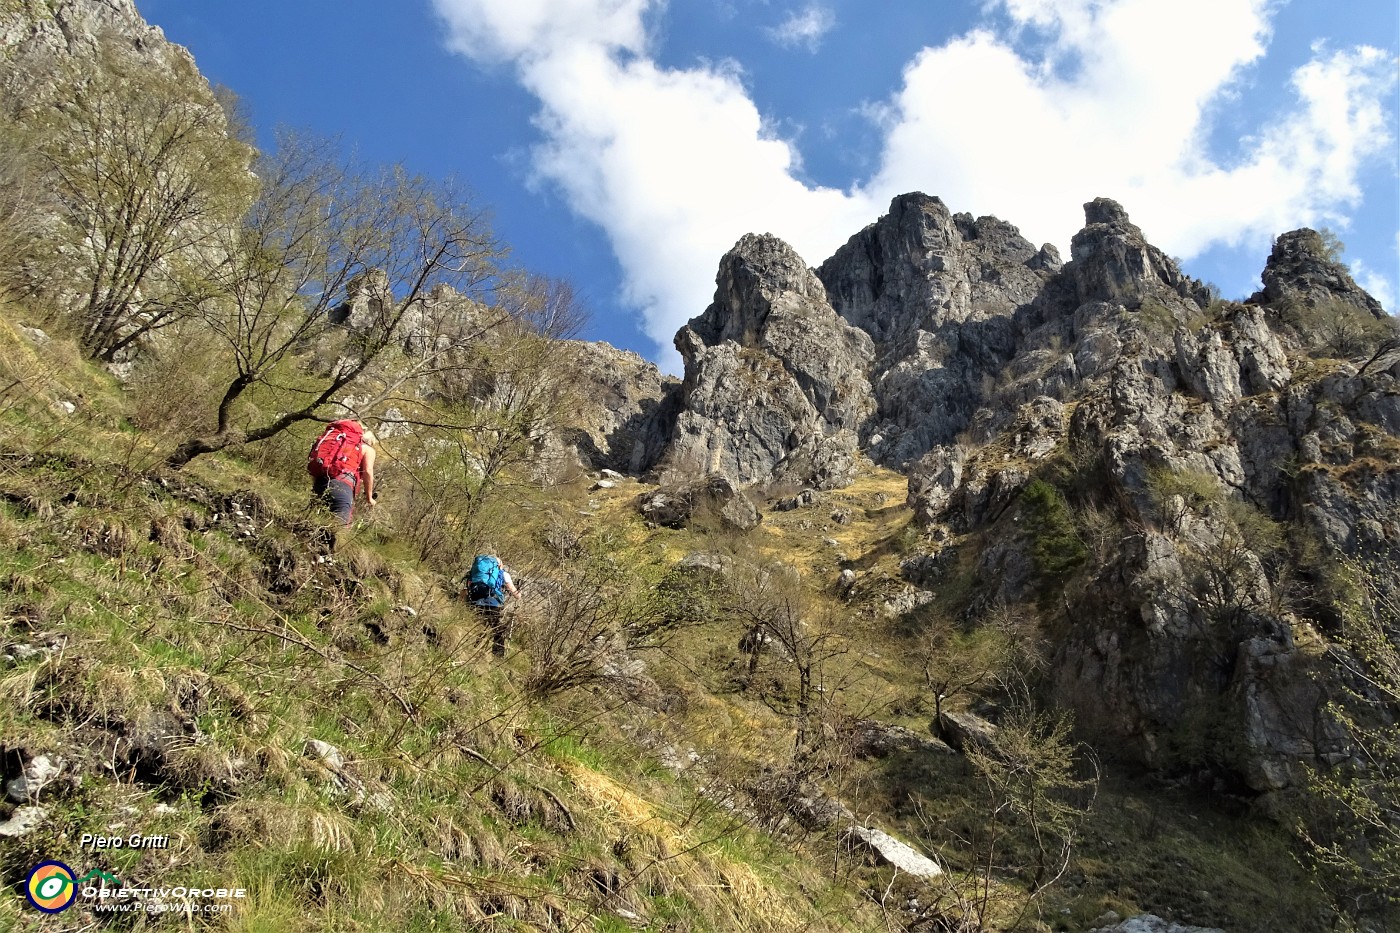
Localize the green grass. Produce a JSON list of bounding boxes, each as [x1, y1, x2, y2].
[[0, 313, 1361, 932]]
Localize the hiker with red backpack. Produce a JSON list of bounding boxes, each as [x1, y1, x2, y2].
[[462, 552, 519, 657], [307, 419, 378, 525]]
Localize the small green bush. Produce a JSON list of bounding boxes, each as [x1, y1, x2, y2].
[[1021, 479, 1088, 588], [1283, 298, 1397, 360], [1146, 466, 1223, 528]]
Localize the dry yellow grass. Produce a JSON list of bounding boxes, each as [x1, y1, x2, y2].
[[580, 456, 914, 579], [560, 759, 668, 833], [558, 759, 829, 932]]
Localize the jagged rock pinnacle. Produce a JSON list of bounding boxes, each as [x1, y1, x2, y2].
[[1249, 228, 1387, 318]]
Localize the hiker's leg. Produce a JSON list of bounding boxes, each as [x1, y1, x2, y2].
[[472, 604, 500, 655], [487, 606, 507, 657], [324, 478, 355, 525], [497, 609, 514, 655]]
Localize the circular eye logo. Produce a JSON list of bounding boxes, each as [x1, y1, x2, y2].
[[26, 861, 77, 913]]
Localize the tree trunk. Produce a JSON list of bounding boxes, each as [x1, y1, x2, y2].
[[166, 432, 240, 469]]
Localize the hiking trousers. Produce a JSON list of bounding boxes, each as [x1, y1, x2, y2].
[[474, 602, 510, 657], [313, 475, 356, 524]]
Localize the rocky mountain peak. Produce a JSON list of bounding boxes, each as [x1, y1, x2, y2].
[[685, 232, 828, 350], [1249, 228, 1387, 318], [818, 192, 1057, 349], [1080, 195, 1133, 228], [656, 233, 875, 489], [1067, 197, 1210, 310]]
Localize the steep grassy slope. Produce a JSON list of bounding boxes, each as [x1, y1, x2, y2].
[[0, 312, 1344, 932], [0, 313, 898, 932]]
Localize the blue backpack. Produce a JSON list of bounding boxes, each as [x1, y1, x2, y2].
[[466, 555, 505, 606]]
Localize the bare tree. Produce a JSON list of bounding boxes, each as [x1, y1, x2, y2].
[[35, 51, 255, 361], [513, 531, 692, 699], [1147, 468, 1285, 630], [915, 704, 1098, 932], [382, 274, 588, 555], [731, 563, 850, 759], [1300, 557, 1400, 924], [1282, 295, 1398, 361], [916, 610, 1015, 725], [164, 131, 503, 468], [500, 271, 589, 341]]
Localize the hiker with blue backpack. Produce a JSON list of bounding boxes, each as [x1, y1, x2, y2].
[[463, 552, 519, 657]]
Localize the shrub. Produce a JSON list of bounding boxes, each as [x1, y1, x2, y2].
[[1283, 299, 1397, 360], [1020, 480, 1088, 588], [1298, 557, 1400, 925], [1146, 465, 1223, 529]]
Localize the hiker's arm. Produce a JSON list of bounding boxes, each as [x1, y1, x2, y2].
[[362, 446, 377, 503], [502, 571, 519, 600]]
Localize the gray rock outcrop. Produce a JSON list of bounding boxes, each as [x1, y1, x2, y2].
[[557, 341, 678, 475], [1068, 197, 1212, 312], [674, 552, 734, 580], [818, 193, 1063, 467], [389, 284, 679, 477], [329, 270, 394, 331], [1248, 228, 1387, 319], [899, 198, 1397, 793], [0, 0, 189, 104], [655, 233, 875, 490], [934, 710, 999, 754], [637, 476, 760, 532]]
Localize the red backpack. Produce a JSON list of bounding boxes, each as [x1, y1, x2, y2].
[[308, 420, 365, 487]]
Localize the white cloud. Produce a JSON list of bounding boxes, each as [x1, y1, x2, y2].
[[434, 0, 651, 63], [432, 0, 873, 368], [768, 6, 836, 52], [1351, 259, 1396, 314], [432, 0, 1398, 369], [860, 4, 1398, 261]]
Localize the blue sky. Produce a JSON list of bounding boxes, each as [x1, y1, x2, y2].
[[136, 0, 1398, 373]]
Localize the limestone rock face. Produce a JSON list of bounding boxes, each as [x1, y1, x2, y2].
[[658, 198, 1391, 794], [383, 284, 678, 477], [0, 0, 236, 365], [903, 198, 1218, 530], [0, 0, 187, 96], [556, 341, 678, 475], [657, 233, 874, 490], [329, 270, 394, 331], [1249, 228, 1388, 319], [1051, 333, 1379, 793], [1068, 197, 1212, 312], [899, 200, 1397, 793], [818, 193, 1062, 466], [820, 192, 1058, 346]]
